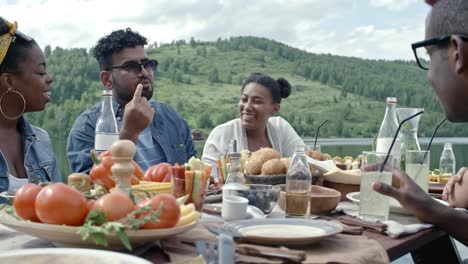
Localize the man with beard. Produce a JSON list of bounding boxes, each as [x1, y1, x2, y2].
[[67, 28, 195, 173]]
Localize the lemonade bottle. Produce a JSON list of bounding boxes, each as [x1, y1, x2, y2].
[[376, 97, 401, 169], [286, 145, 311, 218], [439, 143, 456, 184]]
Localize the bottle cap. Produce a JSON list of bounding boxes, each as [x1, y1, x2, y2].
[[386, 97, 397, 104], [229, 152, 241, 158], [294, 145, 306, 152], [102, 90, 112, 96]]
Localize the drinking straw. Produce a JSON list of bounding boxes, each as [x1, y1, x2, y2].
[[380, 110, 424, 172], [232, 139, 237, 153], [314, 120, 329, 151], [419, 118, 446, 164]]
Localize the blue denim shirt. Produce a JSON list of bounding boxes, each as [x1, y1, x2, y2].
[[66, 99, 196, 173], [0, 116, 63, 203]]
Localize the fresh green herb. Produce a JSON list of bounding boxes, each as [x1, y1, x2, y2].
[[77, 204, 163, 251], [2, 205, 20, 220]]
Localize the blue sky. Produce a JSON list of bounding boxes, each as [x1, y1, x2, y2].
[[1, 0, 431, 60]]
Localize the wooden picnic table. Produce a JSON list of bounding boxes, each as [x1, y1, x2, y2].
[[365, 227, 461, 263], [0, 217, 462, 263]]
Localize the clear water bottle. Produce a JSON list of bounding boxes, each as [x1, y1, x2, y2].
[[439, 143, 456, 184], [376, 97, 401, 169], [222, 152, 247, 199], [95, 90, 119, 154], [286, 145, 311, 218]]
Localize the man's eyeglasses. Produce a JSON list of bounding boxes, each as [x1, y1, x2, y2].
[[412, 35, 468, 70], [107, 59, 159, 74]]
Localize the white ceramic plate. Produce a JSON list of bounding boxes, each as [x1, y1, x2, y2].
[[346, 192, 449, 215], [224, 218, 342, 246], [322, 169, 362, 184], [0, 191, 15, 203], [0, 209, 197, 250], [0, 248, 151, 264], [306, 156, 338, 172]]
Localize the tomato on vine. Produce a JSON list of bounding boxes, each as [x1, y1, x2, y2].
[[137, 193, 180, 229], [13, 183, 43, 222], [91, 191, 135, 222], [35, 183, 89, 226]]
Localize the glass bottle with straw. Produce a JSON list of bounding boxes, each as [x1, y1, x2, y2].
[[313, 120, 328, 152], [376, 97, 401, 169], [397, 108, 423, 171], [405, 118, 446, 192], [359, 110, 424, 221]]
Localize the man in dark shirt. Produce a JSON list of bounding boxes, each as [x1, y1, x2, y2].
[[373, 0, 468, 246]]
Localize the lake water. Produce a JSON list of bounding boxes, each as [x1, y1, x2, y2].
[[53, 137, 468, 178]]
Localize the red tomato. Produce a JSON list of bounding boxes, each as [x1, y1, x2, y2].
[[35, 183, 89, 226], [91, 191, 135, 222], [89, 151, 143, 190], [13, 183, 43, 222], [143, 163, 173, 182], [87, 199, 96, 212], [137, 193, 180, 229]]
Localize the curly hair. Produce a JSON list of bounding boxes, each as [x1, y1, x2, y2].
[[241, 73, 292, 104], [0, 17, 37, 74], [92, 28, 148, 70]]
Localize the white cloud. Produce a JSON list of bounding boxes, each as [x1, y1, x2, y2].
[[315, 23, 425, 60], [1, 0, 428, 60], [3, 0, 354, 49], [369, 0, 418, 11]]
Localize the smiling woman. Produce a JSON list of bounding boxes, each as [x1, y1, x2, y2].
[[0, 17, 62, 202], [202, 72, 305, 176]]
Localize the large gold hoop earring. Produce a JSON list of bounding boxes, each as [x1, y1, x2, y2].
[[0, 88, 26, 120]]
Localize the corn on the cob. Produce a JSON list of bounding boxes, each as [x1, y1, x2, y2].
[[130, 182, 173, 198], [176, 203, 200, 227], [180, 203, 195, 216]]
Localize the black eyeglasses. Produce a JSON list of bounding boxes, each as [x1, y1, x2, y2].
[[411, 35, 468, 70], [106, 59, 158, 74]]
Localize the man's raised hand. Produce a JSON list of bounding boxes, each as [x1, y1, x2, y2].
[[119, 84, 155, 143]]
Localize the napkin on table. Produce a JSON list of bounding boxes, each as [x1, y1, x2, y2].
[[335, 201, 432, 238]]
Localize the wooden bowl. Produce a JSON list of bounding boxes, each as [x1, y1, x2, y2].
[[277, 185, 341, 215], [322, 169, 361, 201], [323, 181, 359, 202]]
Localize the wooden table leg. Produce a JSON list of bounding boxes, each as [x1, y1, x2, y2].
[[411, 234, 462, 264]]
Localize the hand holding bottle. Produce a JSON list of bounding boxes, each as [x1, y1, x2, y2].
[[120, 84, 155, 143]]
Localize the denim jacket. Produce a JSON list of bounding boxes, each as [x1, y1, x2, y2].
[[67, 99, 196, 173], [0, 116, 63, 202]]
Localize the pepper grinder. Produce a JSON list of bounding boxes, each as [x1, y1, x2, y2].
[[110, 140, 136, 194]]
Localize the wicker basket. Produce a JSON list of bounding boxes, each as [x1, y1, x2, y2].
[[245, 174, 286, 185], [245, 173, 321, 185]]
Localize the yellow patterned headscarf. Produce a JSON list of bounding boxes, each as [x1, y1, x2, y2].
[[0, 20, 17, 65]]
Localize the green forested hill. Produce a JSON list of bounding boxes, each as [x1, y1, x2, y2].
[[28, 36, 461, 143], [27, 36, 466, 175]]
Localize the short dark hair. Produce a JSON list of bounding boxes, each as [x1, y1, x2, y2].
[[429, 0, 468, 38], [92, 28, 148, 70], [241, 73, 292, 104], [0, 17, 37, 74]]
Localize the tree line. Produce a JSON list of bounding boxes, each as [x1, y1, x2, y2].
[[26, 36, 466, 166]]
